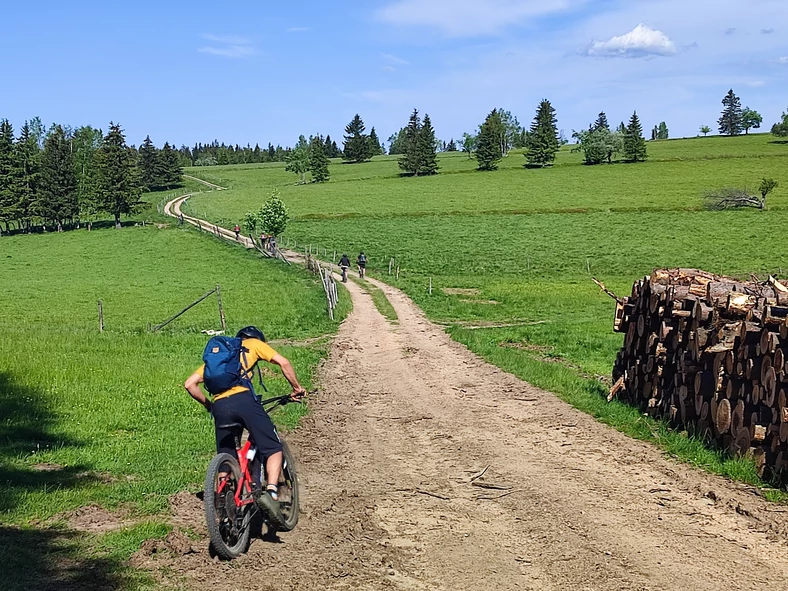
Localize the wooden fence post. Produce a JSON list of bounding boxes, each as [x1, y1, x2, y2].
[[396, 265, 400, 280], [429, 277, 432, 295], [216, 285, 227, 331], [98, 300, 104, 333]]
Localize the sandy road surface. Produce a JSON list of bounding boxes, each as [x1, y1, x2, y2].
[[149, 190, 788, 590]]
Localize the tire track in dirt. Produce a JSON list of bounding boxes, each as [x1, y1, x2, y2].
[[152, 192, 788, 590]]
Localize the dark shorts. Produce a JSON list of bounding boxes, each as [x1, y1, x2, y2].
[[212, 390, 282, 460]]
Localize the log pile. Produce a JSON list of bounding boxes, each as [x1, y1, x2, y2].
[[610, 268, 788, 481]]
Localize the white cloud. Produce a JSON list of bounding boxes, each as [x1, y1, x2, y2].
[[382, 53, 409, 65], [777, 56, 788, 64], [377, 0, 583, 37], [582, 24, 678, 58], [724, 27, 736, 35], [198, 34, 257, 58], [287, 27, 310, 33], [761, 28, 775, 34], [746, 80, 766, 87], [201, 34, 252, 45], [382, 65, 397, 72]]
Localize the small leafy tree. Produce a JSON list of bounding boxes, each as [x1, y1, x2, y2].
[[460, 132, 477, 158], [571, 127, 622, 165], [700, 125, 711, 137], [285, 135, 309, 184], [770, 108, 788, 137], [657, 122, 669, 140], [446, 138, 458, 151], [259, 193, 289, 237], [741, 108, 762, 135]]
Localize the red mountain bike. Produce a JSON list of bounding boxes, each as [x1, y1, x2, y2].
[[203, 394, 299, 559]]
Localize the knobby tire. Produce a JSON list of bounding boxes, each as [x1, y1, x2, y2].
[[204, 453, 252, 559]]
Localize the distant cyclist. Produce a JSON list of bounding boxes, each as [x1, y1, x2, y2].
[[357, 251, 367, 279], [339, 254, 350, 283], [184, 326, 306, 524]]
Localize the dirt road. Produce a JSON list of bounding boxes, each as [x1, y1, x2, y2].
[[151, 191, 788, 590]]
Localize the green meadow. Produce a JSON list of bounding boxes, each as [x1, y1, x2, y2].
[[0, 224, 348, 588], [185, 133, 788, 491]]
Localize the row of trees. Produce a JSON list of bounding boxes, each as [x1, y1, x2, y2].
[[0, 119, 161, 233]]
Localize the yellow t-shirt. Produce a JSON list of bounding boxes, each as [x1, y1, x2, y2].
[[197, 338, 278, 400]]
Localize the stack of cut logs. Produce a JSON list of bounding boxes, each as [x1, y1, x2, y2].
[[609, 268, 788, 481]]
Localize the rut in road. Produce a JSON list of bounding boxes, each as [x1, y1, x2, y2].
[[147, 191, 788, 590]]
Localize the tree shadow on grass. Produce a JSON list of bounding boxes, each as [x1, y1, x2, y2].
[[0, 372, 99, 514], [0, 526, 135, 591]]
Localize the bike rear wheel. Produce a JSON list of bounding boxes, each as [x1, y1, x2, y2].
[[276, 440, 300, 531], [204, 453, 253, 559]]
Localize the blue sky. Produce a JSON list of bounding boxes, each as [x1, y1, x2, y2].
[[1, 0, 786, 148]]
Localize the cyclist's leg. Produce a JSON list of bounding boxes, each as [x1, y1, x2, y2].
[[211, 399, 240, 460], [237, 392, 283, 486]]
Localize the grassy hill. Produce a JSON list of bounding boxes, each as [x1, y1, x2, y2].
[[184, 133, 788, 489]]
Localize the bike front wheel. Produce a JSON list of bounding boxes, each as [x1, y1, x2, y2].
[[204, 453, 253, 559]]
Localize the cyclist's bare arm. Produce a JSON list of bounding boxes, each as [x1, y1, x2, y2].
[[269, 354, 306, 398], [185, 371, 212, 411]]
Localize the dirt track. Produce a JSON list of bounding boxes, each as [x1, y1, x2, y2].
[[150, 191, 788, 590]]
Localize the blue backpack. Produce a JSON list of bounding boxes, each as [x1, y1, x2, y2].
[[202, 336, 251, 395]]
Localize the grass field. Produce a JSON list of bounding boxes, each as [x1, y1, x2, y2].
[[0, 224, 349, 589], [184, 133, 788, 492]]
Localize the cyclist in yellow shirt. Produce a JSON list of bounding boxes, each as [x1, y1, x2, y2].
[[184, 326, 305, 520]]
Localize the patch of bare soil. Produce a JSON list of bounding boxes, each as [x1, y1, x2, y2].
[[65, 505, 130, 533], [149, 199, 788, 590]]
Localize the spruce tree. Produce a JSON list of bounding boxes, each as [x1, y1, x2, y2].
[[138, 135, 161, 190], [342, 114, 372, 163], [38, 125, 78, 229], [475, 109, 504, 171], [418, 114, 439, 175], [0, 120, 20, 232], [594, 112, 610, 131], [446, 138, 457, 151], [95, 122, 142, 228], [398, 109, 422, 175], [368, 127, 383, 156], [161, 142, 183, 187], [15, 122, 41, 231], [623, 111, 647, 162], [718, 89, 743, 136], [308, 136, 330, 182], [525, 99, 560, 167]]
